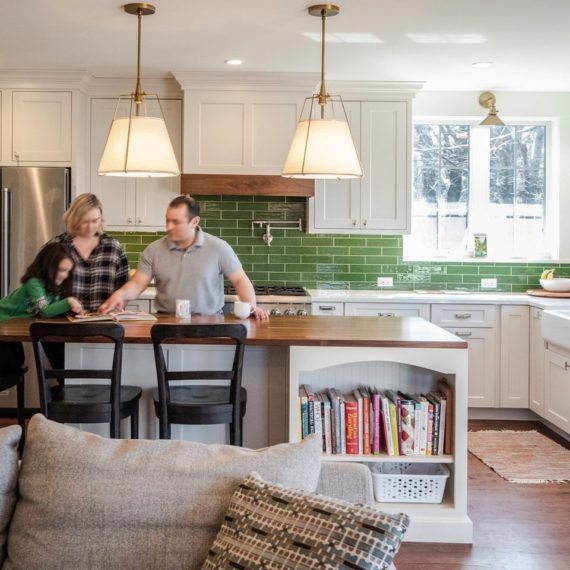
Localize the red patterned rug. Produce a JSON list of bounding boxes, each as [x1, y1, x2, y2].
[[468, 430, 570, 483]]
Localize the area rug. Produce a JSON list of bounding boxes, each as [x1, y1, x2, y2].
[[468, 430, 570, 483]]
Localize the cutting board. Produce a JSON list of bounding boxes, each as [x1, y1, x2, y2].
[[527, 289, 570, 298]]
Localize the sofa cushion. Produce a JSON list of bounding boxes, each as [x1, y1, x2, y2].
[[3, 415, 322, 570], [0, 425, 21, 566], [203, 471, 410, 570]]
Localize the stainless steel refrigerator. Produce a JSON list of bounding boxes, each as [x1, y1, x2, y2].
[[0, 167, 70, 296]]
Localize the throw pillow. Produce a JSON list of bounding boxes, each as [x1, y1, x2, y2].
[[4, 414, 322, 570], [0, 425, 21, 566], [203, 471, 410, 570]]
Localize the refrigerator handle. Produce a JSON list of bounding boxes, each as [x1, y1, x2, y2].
[[64, 168, 71, 208], [1, 188, 11, 297]]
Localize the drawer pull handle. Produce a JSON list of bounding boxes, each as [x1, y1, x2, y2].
[[454, 313, 472, 319], [378, 312, 396, 317], [565, 362, 570, 370], [456, 331, 472, 337], [319, 305, 336, 311]]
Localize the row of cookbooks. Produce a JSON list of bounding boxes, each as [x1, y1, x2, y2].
[[298, 380, 454, 456]]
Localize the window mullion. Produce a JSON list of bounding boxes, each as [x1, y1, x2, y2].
[[469, 126, 490, 244]]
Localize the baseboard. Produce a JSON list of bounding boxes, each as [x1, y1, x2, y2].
[[468, 408, 539, 421]]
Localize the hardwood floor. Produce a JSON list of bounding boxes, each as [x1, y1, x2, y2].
[[395, 420, 570, 570]]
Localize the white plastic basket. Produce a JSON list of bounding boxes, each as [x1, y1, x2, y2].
[[369, 463, 450, 503]]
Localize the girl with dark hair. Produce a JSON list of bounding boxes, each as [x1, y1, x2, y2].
[[0, 243, 83, 373]]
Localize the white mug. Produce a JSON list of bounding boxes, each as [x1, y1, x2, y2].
[[233, 301, 251, 319], [175, 299, 191, 319]]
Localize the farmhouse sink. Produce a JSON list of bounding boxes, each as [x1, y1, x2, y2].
[[541, 309, 570, 351]]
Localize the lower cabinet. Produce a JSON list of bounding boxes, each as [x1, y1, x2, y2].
[[344, 302, 430, 319], [529, 307, 545, 415], [543, 347, 570, 433], [311, 302, 344, 316], [445, 327, 497, 407]]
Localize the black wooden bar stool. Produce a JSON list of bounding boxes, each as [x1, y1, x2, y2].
[[0, 366, 27, 448], [30, 322, 142, 439], [151, 323, 247, 445]]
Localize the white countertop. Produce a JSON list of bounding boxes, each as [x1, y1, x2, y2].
[[307, 289, 570, 309], [138, 285, 570, 309]]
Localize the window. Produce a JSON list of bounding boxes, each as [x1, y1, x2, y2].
[[405, 121, 549, 260]]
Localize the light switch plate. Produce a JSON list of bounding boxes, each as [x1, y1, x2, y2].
[[481, 278, 497, 289], [377, 277, 394, 287]]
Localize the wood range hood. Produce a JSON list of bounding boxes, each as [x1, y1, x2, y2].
[[181, 174, 314, 197]]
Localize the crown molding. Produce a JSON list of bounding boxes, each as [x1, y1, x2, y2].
[[84, 73, 183, 99], [0, 70, 90, 91], [327, 80, 425, 100]]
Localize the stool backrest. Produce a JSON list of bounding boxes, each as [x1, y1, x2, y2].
[[29, 322, 125, 426], [150, 323, 247, 409]]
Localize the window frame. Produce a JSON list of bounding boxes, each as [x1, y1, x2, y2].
[[404, 116, 555, 262]]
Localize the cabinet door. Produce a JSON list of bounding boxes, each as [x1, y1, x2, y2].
[[360, 101, 409, 232], [184, 91, 303, 174], [447, 327, 497, 407], [500, 306, 529, 408], [134, 100, 182, 227], [90, 99, 134, 227], [544, 348, 570, 433], [312, 102, 361, 230], [12, 91, 72, 162], [529, 308, 545, 415], [344, 302, 430, 319]]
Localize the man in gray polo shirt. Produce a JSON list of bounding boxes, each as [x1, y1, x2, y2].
[[99, 195, 268, 319]]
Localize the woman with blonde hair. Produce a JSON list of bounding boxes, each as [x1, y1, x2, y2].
[[51, 193, 129, 312]]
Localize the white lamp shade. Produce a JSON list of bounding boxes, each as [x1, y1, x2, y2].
[[98, 116, 180, 177], [282, 118, 362, 179]]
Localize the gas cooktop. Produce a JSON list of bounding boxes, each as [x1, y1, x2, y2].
[[224, 285, 307, 297]]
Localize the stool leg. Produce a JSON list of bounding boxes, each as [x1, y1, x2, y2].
[[16, 371, 26, 450], [131, 408, 139, 439]]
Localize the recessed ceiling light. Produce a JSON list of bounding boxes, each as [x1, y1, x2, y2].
[[225, 59, 243, 66], [472, 61, 493, 68]]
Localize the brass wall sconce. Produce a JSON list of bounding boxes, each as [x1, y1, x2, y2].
[[479, 91, 505, 126]]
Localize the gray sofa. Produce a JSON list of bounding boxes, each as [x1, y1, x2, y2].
[[0, 415, 400, 570]]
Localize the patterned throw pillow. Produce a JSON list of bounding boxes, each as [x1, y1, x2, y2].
[[203, 471, 409, 570]]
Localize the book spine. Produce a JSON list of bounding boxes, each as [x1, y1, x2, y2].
[[372, 391, 381, 454], [313, 393, 322, 440], [419, 400, 428, 455], [344, 398, 359, 455], [439, 396, 447, 456], [299, 388, 309, 439], [353, 390, 363, 455], [381, 396, 394, 456], [305, 386, 315, 434], [400, 401, 415, 456], [327, 388, 341, 454], [339, 396, 346, 455], [361, 391, 371, 455], [413, 402, 421, 455], [322, 395, 332, 454], [297, 396, 302, 442], [389, 401, 399, 456], [426, 401, 434, 456]]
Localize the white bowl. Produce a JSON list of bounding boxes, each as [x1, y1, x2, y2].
[[540, 278, 570, 292]]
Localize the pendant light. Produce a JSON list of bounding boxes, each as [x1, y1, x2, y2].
[[282, 4, 362, 179], [98, 3, 180, 177], [479, 91, 505, 126]]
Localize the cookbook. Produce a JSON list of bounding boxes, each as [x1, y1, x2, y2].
[[67, 311, 157, 323]]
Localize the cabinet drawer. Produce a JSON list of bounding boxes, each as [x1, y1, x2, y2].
[[344, 302, 430, 319], [125, 300, 152, 313], [311, 302, 344, 316], [431, 304, 496, 328]]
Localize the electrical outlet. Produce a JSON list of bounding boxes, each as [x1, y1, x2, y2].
[[481, 278, 497, 289], [377, 277, 394, 287]]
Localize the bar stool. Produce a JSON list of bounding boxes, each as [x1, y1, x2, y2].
[[151, 323, 247, 445], [30, 322, 142, 439], [0, 366, 27, 448]]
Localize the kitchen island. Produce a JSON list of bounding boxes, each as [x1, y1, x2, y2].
[[0, 315, 471, 543]]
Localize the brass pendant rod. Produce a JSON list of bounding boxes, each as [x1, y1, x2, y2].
[[318, 8, 327, 118], [134, 7, 143, 114]]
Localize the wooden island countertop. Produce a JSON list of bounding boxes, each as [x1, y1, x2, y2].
[[0, 315, 467, 348]]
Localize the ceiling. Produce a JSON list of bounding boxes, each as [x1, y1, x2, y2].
[[3, 0, 570, 91]]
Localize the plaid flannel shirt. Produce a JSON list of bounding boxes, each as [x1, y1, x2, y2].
[[52, 233, 130, 312]]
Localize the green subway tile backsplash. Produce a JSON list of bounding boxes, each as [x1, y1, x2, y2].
[[108, 195, 570, 292]]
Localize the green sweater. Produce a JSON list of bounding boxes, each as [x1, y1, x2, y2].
[[0, 278, 71, 322]]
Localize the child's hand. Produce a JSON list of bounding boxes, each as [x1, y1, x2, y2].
[[68, 297, 84, 314]]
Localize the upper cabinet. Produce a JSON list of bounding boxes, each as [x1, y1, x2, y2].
[[1, 90, 73, 165], [90, 98, 182, 230], [308, 100, 411, 234], [183, 91, 304, 174]]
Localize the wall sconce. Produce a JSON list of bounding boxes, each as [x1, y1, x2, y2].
[[479, 91, 505, 126]]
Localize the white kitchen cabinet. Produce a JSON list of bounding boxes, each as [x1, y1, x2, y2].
[[183, 91, 304, 174], [11, 91, 72, 163], [309, 100, 410, 234], [344, 302, 430, 319], [311, 302, 344, 316], [90, 98, 182, 230], [543, 347, 570, 433], [529, 307, 545, 415], [499, 306, 529, 408], [431, 304, 496, 328]]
